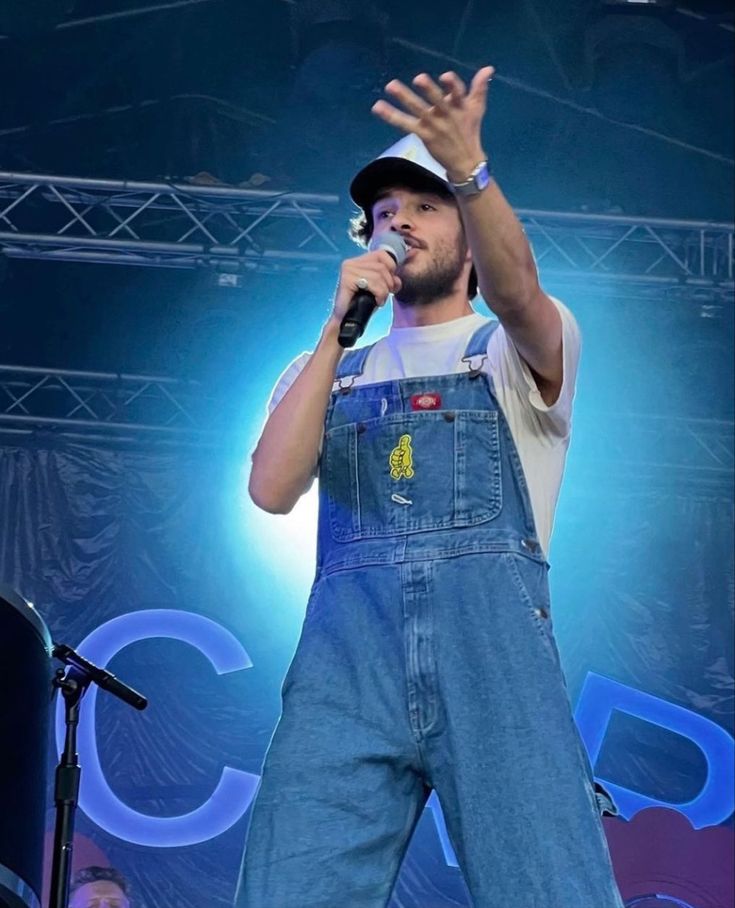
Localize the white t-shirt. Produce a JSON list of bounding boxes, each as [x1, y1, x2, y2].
[[267, 297, 581, 557]]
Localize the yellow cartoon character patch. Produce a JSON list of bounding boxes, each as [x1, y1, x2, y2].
[[389, 434, 414, 480]]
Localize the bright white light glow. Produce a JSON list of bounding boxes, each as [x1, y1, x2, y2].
[[244, 482, 319, 611]]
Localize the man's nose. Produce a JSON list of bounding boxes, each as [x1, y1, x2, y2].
[[389, 215, 413, 233]]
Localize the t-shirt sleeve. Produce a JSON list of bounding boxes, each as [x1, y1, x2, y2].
[[486, 296, 581, 439], [266, 351, 312, 415]]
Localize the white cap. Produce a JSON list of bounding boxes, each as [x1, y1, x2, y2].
[[350, 134, 450, 210]]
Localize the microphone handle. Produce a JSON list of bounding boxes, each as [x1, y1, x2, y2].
[[338, 289, 377, 349], [98, 671, 149, 711]]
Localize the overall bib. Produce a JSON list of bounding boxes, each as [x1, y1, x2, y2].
[[236, 322, 624, 908]]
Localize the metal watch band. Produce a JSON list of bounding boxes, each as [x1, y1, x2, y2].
[[450, 160, 491, 196]]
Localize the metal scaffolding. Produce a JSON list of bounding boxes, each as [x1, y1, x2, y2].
[[522, 210, 733, 299], [0, 364, 216, 444], [1, 172, 733, 296], [570, 412, 734, 493], [0, 172, 342, 276]]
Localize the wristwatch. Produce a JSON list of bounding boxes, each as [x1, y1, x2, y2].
[[449, 160, 491, 196]]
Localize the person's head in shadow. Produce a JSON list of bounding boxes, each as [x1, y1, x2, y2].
[[69, 866, 131, 908]]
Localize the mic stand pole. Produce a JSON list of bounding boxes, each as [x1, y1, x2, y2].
[[49, 666, 87, 908], [48, 644, 148, 908]]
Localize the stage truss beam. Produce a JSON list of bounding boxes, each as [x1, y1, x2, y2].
[[0, 172, 733, 295], [0, 364, 214, 444]]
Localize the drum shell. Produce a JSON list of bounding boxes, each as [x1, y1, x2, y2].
[[0, 587, 52, 908]]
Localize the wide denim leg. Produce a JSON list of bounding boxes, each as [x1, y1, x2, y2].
[[423, 553, 623, 908], [236, 567, 430, 908]]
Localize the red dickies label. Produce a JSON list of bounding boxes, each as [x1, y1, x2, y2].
[[411, 392, 442, 411]]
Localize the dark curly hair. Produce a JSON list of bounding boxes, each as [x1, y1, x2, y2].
[[70, 866, 130, 898], [348, 193, 479, 300]]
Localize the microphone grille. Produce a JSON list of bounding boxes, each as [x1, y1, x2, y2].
[[368, 232, 408, 265]]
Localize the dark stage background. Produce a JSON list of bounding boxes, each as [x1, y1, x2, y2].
[[0, 0, 733, 905]]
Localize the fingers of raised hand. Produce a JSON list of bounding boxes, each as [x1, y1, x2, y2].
[[469, 65, 495, 99], [371, 98, 418, 133], [373, 67, 494, 133], [385, 79, 432, 117], [438, 71, 467, 105], [411, 73, 448, 107], [373, 75, 452, 131]]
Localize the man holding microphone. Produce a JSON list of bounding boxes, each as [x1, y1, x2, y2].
[[236, 65, 624, 908]]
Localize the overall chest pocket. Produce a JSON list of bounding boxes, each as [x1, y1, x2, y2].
[[323, 410, 502, 541]]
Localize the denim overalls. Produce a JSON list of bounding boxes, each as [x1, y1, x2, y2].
[[236, 322, 624, 908]]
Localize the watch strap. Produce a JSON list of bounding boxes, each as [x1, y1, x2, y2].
[[450, 160, 491, 196]]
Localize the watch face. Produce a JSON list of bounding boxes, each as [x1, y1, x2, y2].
[[475, 164, 490, 190]]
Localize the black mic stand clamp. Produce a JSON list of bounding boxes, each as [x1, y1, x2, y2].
[[49, 645, 148, 908]]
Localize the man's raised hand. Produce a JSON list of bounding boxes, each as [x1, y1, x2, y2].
[[371, 66, 494, 182]]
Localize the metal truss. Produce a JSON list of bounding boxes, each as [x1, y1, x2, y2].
[[522, 210, 733, 300], [0, 172, 733, 296], [571, 412, 734, 493], [0, 364, 217, 444], [0, 172, 342, 277]]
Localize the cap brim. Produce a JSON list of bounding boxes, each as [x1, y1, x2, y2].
[[350, 157, 450, 210]]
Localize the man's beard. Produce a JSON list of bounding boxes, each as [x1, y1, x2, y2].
[[394, 237, 468, 307]]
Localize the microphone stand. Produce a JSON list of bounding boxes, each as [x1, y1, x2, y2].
[[49, 644, 148, 908]]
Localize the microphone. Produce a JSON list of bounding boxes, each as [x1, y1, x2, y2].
[[53, 642, 149, 711], [338, 232, 408, 348]]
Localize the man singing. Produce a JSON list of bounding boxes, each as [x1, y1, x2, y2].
[[236, 66, 624, 907]]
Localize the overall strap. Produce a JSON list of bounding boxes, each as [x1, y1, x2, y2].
[[334, 342, 377, 383], [461, 319, 500, 374]]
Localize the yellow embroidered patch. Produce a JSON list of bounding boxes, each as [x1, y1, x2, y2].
[[389, 434, 414, 480]]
